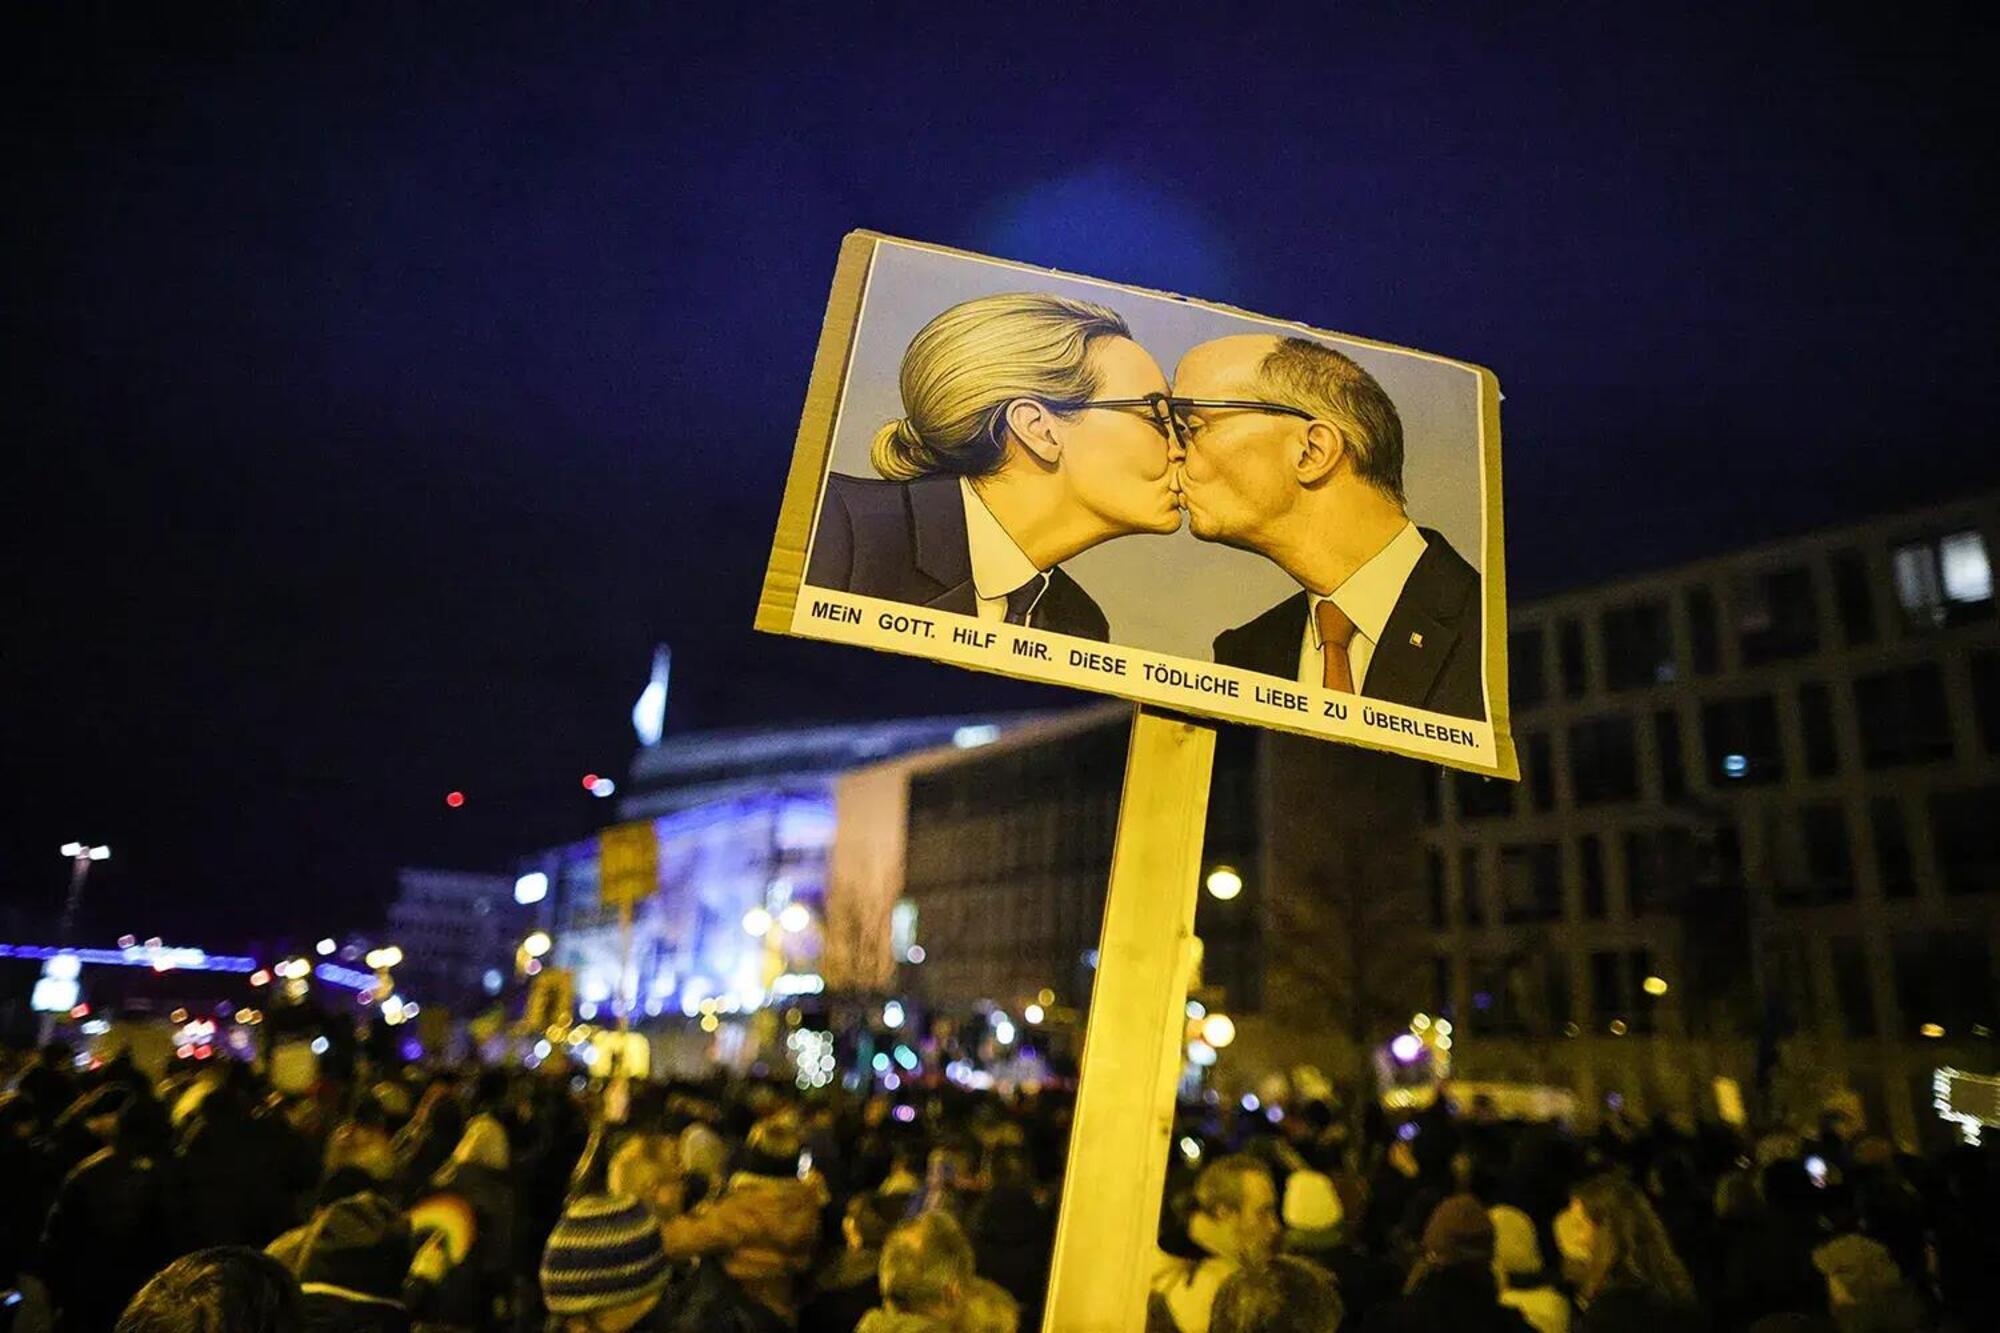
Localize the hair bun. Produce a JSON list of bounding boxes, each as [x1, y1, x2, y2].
[[870, 417, 936, 481]]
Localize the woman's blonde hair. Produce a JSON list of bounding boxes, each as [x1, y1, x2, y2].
[[871, 292, 1130, 481]]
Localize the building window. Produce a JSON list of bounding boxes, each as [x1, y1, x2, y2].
[[1654, 709, 1686, 800], [1624, 827, 1698, 916], [1931, 784, 2000, 895], [1558, 618, 1589, 698], [1427, 851, 1447, 929], [1601, 599, 1676, 691], [1802, 804, 1854, 903], [1893, 530, 1994, 629], [1735, 566, 1820, 665], [1798, 681, 1840, 777], [1590, 950, 1623, 1023], [1627, 948, 1659, 1033], [1432, 955, 1454, 1018], [1831, 938, 1877, 1038], [1544, 953, 1573, 1029], [1459, 847, 1485, 928], [1569, 715, 1640, 806], [1872, 799, 1916, 899], [1686, 586, 1721, 675], [1972, 650, 2000, 755], [1702, 694, 1785, 785], [1831, 548, 1877, 646], [1455, 771, 1515, 820], [1511, 626, 1547, 710], [1499, 843, 1563, 923], [1853, 665, 1953, 768], [1523, 732, 1556, 813], [1893, 930, 1996, 1036], [1580, 835, 1607, 920]]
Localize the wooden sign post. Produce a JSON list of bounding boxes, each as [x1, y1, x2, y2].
[[1042, 707, 1216, 1332]]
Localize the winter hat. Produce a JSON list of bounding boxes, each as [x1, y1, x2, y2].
[[1812, 1233, 1903, 1302], [540, 1194, 673, 1316], [1282, 1170, 1342, 1231], [1487, 1204, 1543, 1278], [298, 1192, 413, 1299], [740, 1117, 802, 1179], [1422, 1193, 1496, 1267]]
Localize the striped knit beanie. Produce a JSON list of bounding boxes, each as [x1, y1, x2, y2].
[[539, 1194, 672, 1315]]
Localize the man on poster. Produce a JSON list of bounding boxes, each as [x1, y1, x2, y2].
[[1174, 334, 1485, 721]]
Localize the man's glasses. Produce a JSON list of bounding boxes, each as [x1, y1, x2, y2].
[[1072, 393, 1313, 441]]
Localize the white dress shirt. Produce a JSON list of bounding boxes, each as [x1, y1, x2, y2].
[[1296, 521, 1429, 689], [960, 478, 1046, 622]]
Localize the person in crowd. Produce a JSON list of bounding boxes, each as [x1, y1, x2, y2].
[[115, 1247, 301, 1333], [801, 1192, 906, 1333], [658, 1116, 824, 1325], [539, 1194, 675, 1333], [1810, 1233, 1931, 1333], [1487, 1202, 1568, 1333], [267, 1191, 414, 1333], [173, 1064, 300, 1252], [856, 1212, 975, 1333], [1359, 1193, 1532, 1332], [1209, 1256, 1346, 1333], [39, 1092, 175, 1333], [965, 1144, 1052, 1327], [1563, 1174, 1704, 1332], [419, 1112, 516, 1329], [1151, 1155, 1281, 1333], [610, 1130, 687, 1226], [958, 1277, 1019, 1333]]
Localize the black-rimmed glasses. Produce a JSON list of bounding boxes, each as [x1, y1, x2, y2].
[[1072, 393, 1313, 441]]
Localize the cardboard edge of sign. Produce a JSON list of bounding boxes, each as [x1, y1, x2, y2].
[[755, 229, 1520, 783]]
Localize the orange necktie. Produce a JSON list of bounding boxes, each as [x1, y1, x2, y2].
[[1316, 599, 1358, 692]]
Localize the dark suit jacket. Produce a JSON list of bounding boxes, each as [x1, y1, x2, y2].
[[1213, 527, 1486, 721], [804, 473, 1110, 641]]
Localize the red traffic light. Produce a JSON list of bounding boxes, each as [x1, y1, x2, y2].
[[444, 791, 466, 808], [581, 773, 599, 790]]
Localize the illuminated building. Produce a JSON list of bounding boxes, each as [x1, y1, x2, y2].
[[1423, 491, 1999, 1145], [385, 869, 524, 1011], [513, 714, 1044, 1023]]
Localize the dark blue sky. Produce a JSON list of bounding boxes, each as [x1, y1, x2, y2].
[[8, 3, 1997, 943]]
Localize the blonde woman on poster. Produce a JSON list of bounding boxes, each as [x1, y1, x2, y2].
[[804, 292, 1184, 642]]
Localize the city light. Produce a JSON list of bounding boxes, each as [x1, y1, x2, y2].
[[364, 946, 403, 970], [444, 790, 465, 808], [1921, 1022, 1946, 1039], [522, 931, 552, 959], [883, 1000, 906, 1029], [1200, 1013, 1236, 1048], [952, 724, 1000, 748], [1390, 1033, 1423, 1063], [1722, 754, 1748, 779], [61, 843, 112, 861], [1609, 1019, 1629, 1036], [742, 907, 772, 937], [1024, 1003, 1045, 1023], [589, 777, 616, 798], [1642, 975, 1670, 997], [906, 945, 927, 964], [1186, 999, 1206, 1019], [1205, 866, 1244, 900], [1187, 1039, 1217, 1067], [316, 938, 336, 956], [514, 871, 549, 905], [778, 903, 811, 934]]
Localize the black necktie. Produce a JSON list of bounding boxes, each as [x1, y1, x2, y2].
[[1004, 573, 1049, 627]]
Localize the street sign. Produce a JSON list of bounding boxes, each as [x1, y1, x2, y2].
[[597, 820, 658, 909], [759, 232, 1515, 779]]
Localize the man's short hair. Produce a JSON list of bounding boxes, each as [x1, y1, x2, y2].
[[1193, 1155, 1273, 1218], [878, 1211, 975, 1315], [116, 1247, 301, 1333], [1210, 1257, 1345, 1333], [1258, 337, 1405, 504]]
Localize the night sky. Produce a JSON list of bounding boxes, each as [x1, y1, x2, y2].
[[8, 4, 1997, 949]]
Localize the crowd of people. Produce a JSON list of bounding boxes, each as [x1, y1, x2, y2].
[[2, 1037, 1997, 1333]]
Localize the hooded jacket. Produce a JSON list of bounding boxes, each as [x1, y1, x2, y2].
[[660, 1171, 826, 1322]]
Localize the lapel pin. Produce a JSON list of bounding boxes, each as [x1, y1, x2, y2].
[[1409, 632, 1424, 648]]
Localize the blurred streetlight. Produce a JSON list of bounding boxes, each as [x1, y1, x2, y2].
[[514, 871, 549, 906], [1204, 866, 1243, 901], [56, 842, 111, 950], [315, 938, 336, 956], [521, 931, 552, 959], [742, 907, 773, 938], [1200, 1013, 1237, 1048], [1642, 975, 1670, 997], [778, 903, 811, 934]]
